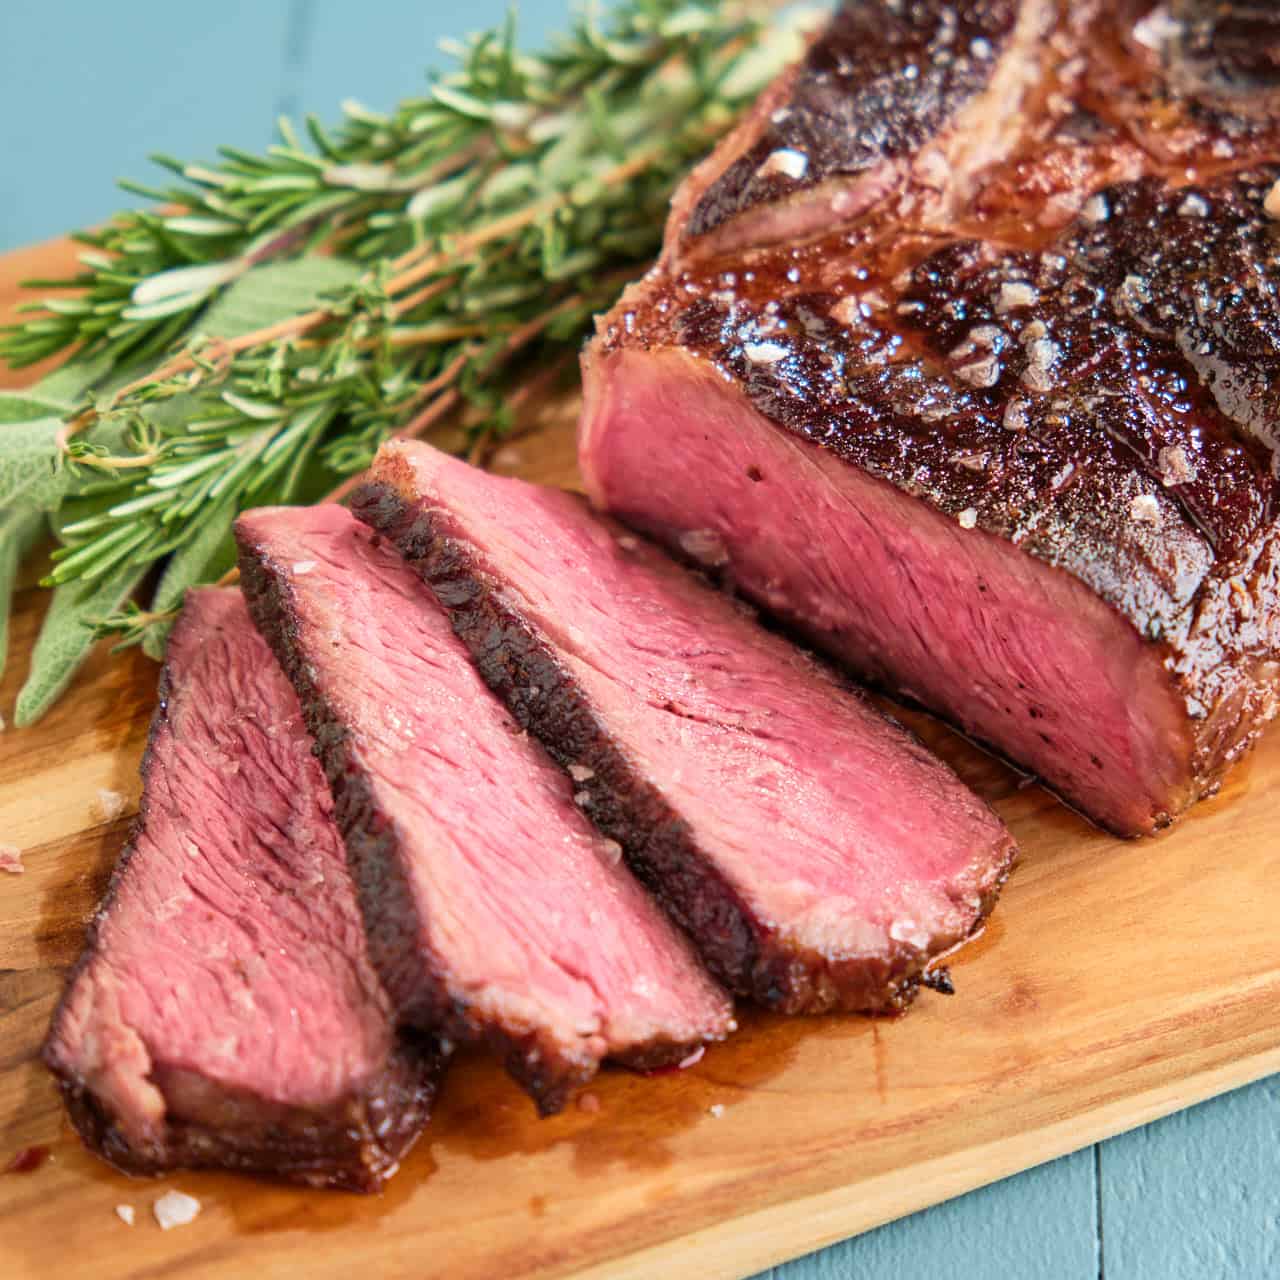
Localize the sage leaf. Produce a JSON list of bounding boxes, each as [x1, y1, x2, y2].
[[0, 506, 46, 686], [0, 417, 67, 510], [14, 560, 147, 728], [0, 393, 67, 423], [31, 351, 116, 410], [199, 257, 362, 340]]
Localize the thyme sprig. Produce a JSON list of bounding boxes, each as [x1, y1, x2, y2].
[[0, 0, 807, 725]]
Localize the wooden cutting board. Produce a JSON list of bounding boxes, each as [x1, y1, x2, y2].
[[2, 236, 1278, 1280]]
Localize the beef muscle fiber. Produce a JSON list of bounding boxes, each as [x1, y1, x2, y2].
[[353, 441, 1016, 1015], [235, 505, 731, 1114], [580, 0, 1280, 835], [44, 589, 441, 1191]]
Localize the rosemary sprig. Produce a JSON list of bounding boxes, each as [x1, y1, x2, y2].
[[0, 1, 807, 725]]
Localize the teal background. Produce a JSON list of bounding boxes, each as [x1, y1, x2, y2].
[[2, 4, 1276, 1276]]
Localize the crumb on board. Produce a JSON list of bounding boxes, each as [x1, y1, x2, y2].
[[153, 1190, 201, 1230], [92, 789, 127, 823], [0, 845, 23, 875], [115, 1204, 135, 1226], [491, 446, 525, 471]]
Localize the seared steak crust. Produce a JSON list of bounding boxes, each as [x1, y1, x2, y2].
[[353, 456, 1015, 1016], [582, 0, 1280, 834], [237, 508, 732, 1114], [681, 0, 1019, 251], [44, 590, 440, 1191], [55, 1043, 440, 1192], [351, 484, 802, 1010], [237, 536, 587, 1103]]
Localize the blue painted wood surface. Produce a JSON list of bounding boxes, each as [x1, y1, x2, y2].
[[1, 4, 1275, 1276]]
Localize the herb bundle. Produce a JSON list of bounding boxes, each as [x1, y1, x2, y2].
[[0, 1, 804, 726]]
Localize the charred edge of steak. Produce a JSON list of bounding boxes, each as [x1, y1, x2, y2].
[[51, 1037, 443, 1193], [236, 535, 597, 1116], [40, 644, 442, 1191], [352, 480, 994, 1015]]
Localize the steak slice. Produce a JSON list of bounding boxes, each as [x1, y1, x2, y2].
[[352, 441, 1016, 1015], [580, 0, 1280, 835], [44, 589, 441, 1191], [235, 504, 731, 1114]]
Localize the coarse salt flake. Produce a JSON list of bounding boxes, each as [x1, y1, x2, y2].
[[957, 507, 979, 530], [955, 354, 1002, 388], [1178, 193, 1209, 218], [708, 1103, 726, 1118], [291, 560, 317, 576], [1158, 445, 1197, 486], [1021, 337, 1060, 392], [1129, 494, 1160, 524], [491, 446, 524, 471], [599, 838, 623, 865], [996, 281, 1038, 313], [1264, 180, 1280, 221], [1133, 6, 1181, 50], [759, 148, 808, 181], [1080, 194, 1109, 225], [568, 764, 595, 782], [153, 1190, 201, 1231], [678, 1046, 706, 1070], [93, 788, 127, 823], [115, 1204, 135, 1226], [573, 790, 592, 808], [678, 528, 729, 568], [1003, 399, 1030, 432], [0, 845, 23, 875], [743, 340, 788, 365]]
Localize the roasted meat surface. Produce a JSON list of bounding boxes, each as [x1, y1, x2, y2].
[[580, 0, 1280, 834], [355, 441, 1016, 1014], [236, 505, 733, 1114], [45, 589, 442, 1191]]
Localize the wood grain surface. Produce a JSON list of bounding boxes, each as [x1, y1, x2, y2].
[[2, 237, 1279, 1280]]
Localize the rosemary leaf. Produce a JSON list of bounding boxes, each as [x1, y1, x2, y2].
[[0, 0, 806, 724]]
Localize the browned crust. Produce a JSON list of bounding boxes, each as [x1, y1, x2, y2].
[[351, 478, 1014, 1016], [42, 595, 441, 1192], [672, 0, 1020, 261], [54, 1040, 443, 1193], [235, 524, 712, 1113]]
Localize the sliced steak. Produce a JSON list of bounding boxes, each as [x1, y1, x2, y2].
[[352, 441, 1016, 1015], [580, 0, 1280, 835], [44, 588, 441, 1191], [235, 505, 731, 1114]]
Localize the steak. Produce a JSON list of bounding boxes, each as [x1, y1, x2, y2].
[[234, 505, 732, 1114], [579, 0, 1280, 836], [44, 589, 441, 1191], [352, 441, 1016, 1015]]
